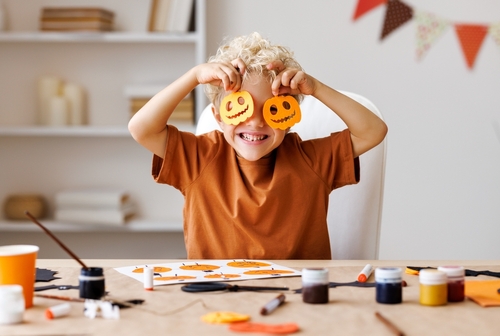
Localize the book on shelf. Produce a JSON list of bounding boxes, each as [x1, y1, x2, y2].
[[54, 201, 136, 226], [55, 188, 130, 208], [40, 7, 115, 32], [148, 0, 194, 32]]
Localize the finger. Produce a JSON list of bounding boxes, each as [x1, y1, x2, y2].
[[231, 58, 246, 76], [267, 60, 285, 73]]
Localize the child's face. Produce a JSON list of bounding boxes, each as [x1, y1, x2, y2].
[[215, 75, 287, 161]]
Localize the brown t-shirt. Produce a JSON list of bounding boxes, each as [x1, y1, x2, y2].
[[152, 125, 359, 260]]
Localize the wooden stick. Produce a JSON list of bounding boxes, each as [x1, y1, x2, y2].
[[35, 294, 85, 302], [25, 211, 88, 270], [375, 312, 405, 336]]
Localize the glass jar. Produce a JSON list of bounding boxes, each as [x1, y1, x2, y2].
[[437, 266, 465, 302], [79, 267, 105, 299], [419, 269, 447, 306], [375, 267, 402, 304], [301, 268, 329, 304]]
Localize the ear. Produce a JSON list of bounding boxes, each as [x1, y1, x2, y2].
[[212, 105, 224, 126]]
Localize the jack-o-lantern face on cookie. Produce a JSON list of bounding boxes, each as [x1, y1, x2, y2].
[[220, 91, 254, 125], [263, 96, 301, 130]]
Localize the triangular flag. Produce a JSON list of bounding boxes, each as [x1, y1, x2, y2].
[[489, 22, 500, 47], [353, 0, 387, 21], [381, 0, 414, 40], [454, 24, 488, 69], [415, 10, 450, 60]]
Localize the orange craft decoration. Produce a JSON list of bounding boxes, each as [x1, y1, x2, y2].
[[220, 91, 254, 125], [132, 266, 171, 273], [179, 263, 221, 271], [263, 96, 301, 130], [226, 260, 271, 268], [243, 269, 295, 275]]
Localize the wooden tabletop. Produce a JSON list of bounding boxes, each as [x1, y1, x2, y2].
[[1, 259, 498, 336]]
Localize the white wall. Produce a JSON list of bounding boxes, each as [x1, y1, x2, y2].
[[206, 0, 500, 260]]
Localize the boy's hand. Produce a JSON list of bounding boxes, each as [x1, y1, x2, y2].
[[267, 60, 317, 96], [195, 59, 246, 92]]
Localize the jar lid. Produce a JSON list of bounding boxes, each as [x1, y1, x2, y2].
[[80, 267, 104, 276], [419, 269, 447, 284], [375, 267, 402, 282], [437, 266, 464, 277], [0, 284, 23, 295], [301, 268, 329, 282]]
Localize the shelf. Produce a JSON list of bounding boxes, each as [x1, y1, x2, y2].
[[0, 219, 183, 233], [0, 32, 199, 43], [0, 123, 196, 137]]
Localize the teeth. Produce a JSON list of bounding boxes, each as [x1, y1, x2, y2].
[[241, 133, 267, 141]]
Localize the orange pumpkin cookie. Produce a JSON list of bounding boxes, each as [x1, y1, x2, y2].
[[220, 91, 254, 125], [204, 273, 241, 279], [243, 269, 295, 275], [263, 95, 301, 130], [155, 274, 197, 281]]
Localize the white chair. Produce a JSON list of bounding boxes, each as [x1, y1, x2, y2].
[[196, 92, 386, 259]]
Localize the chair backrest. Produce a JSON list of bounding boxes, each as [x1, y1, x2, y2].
[[196, 91, 386, 259]]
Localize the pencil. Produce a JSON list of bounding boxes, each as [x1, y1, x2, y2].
[[375, 311, 404, 336]]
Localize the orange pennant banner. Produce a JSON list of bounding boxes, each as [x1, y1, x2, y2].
[[455, 24, 489, 69], [352, 0, 387, 21]]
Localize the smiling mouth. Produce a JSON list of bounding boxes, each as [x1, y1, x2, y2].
[[240, 133, 268, 141], [270, 110, 296, 123], [228, 105, 249, 119]]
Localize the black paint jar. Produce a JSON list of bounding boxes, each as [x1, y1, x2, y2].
[[302, 268, 329, 304], [79, 267, 105, 299], [375, 267, 402, 304]]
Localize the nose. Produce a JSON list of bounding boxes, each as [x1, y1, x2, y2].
[[245, 106, 265, 128]]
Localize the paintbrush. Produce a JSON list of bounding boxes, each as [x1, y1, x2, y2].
[[25, 211, 89, 270]]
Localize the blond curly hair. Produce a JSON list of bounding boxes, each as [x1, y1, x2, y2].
[[205, 32, 304, 108]]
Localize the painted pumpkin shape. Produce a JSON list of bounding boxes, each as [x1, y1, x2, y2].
[[155, 274, 197, 281], [263, 95, 301, 130], [227, 260, 271, 268], [132, 266, 172, 273], [204, 273, 241, 279], [243, 269, 295, 276], [179, 263, 220, 272], [219, 91, 254, 125]]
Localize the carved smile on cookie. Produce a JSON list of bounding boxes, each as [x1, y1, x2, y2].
[[220, 91, 254, 125]]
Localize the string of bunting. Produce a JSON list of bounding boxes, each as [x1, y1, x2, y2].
[[352, 0, 500, 69]]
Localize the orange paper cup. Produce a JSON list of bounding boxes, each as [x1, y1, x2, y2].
[[0, 245, 39, 308]]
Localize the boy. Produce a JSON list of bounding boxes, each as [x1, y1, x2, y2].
[[128, 33, 387, 259]]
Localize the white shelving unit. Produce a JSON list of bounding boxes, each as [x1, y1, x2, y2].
[[0, 0, 206, 258]]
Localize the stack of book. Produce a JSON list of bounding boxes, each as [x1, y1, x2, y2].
[[124, 84, 194, 124], [54, 188, 135, 226], [148, 0, 194, 32], [39, 7, 115, 32]]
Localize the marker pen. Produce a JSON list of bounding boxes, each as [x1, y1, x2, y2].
[[260, 294, 286, 315], [45, 303, 71, 320], [144, 265, 154, 291], [357, 264, 374, 283]]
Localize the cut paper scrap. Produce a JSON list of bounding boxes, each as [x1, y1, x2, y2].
[[202, 311, 250, 324], [114, 260, 301, 286], [455, 24, 489, 69], [465, 280, 500, 307], [415, 10, 450, 60], [380, 0, 413, 40], [488, 22, 500, 47], [229, 322, 300, 334], [352, 0, 387, 21]]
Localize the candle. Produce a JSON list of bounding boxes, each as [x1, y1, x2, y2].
[[48, 96, 69, 126], [63, 83, 86, 125], [38, 76, 61, 125]]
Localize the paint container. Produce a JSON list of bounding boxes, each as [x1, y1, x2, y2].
[[375, 267, 402, 304], [437, 266, 465, 302], [45, 302, 71, 320], [419, 269, 447, 306], [0, 285, 25, 325], [301, 268, 329, 304], [79, 267, 105, 300]]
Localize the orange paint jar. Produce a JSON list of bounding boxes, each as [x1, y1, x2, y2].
[[419, 269, 447, 306]]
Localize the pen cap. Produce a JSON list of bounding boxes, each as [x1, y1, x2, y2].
[[0, 285, 25, 325], [375, 267, 402, 284], [302, 268, 329, 284]]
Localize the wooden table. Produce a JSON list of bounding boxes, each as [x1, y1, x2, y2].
[[1, 259, 499, 335]]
